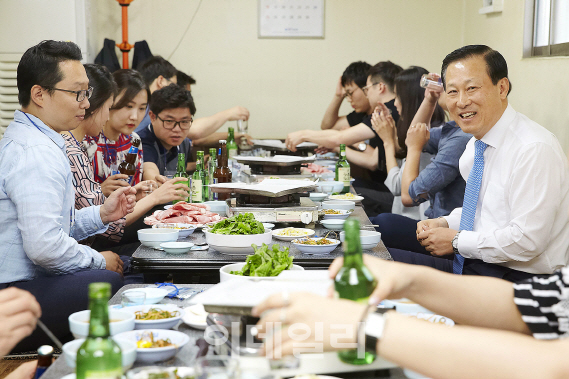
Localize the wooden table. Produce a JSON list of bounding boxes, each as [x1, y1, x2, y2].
[[131, 206, 392, 283]]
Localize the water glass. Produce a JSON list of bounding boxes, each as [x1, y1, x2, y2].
[[194, 356, 239, 379], [143, 181, 157, 196], [164, 170, 176, 180], [121, 291, 146, 307]]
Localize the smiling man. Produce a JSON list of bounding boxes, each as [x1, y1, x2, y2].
[[139, 84, 197, 180], [389, 45, 569, 281], [0, 40, 136, 352]]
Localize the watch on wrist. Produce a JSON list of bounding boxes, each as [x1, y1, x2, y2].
[[361, 312, 386, 353], [452, 230, 461, 254]]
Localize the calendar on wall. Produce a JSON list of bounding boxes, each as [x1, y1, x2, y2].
[[258, 0, 325, 38]]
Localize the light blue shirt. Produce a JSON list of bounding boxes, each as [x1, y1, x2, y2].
[[0, 111, 107, 284]]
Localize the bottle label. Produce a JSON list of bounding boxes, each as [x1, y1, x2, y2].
[[126, 146, 138, 155], [211, 178, 218, 200], [338, 167, 351, 185], [341, 151, 346, 156], [192, 179, 203, 202], [84, 368, 122, 379], [228, 149, 237, 159]]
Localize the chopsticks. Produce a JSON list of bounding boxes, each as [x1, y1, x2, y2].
[[37, 320, 63, 349]]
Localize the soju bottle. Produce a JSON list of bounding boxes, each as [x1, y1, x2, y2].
[[76, 282, 122, 379], [191, 151, 207, 203], [335, 144, 351, 194], [335, 219, 377, 365], [207, 148, 217, 201], [227, 127, 238, 159], [173, 153, 188, 204]]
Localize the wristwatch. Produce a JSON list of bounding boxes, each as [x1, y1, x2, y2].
[[362, 312, 387, 352], [358, 143, 367, 152], [452, 230, 461, 254]]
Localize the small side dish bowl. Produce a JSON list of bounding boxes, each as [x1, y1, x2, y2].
[[152, 223, 196, 238], [115, 329, 190, 363], [320, 219, 346, 231], [291, 237, 341, 255], [309, 192, 328, 202], [138, 229, 179, 248], [121, 304, 184, 330], [63, 337, 137, 370], [219, 262, 304, 282], [321, 200, 356, 211], [339, 230, 381, 250], [159, 242, 194, 254], [69, 309, 135, 339]]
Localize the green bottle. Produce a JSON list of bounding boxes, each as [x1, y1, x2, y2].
[[191, 151, 207, 203], [76, 282, 122, 379], [227, 127, 238, 159], [173, 153, 188, 204], [335, 144, 351, 194], [335, 219, 377, 365], [207, 148, 217, 201]]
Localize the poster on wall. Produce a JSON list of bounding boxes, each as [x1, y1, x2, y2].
[[258, 0, 325, 38]]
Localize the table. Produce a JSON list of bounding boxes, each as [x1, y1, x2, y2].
[[41, 284, 408, 379], [131, 206, 392, 283]]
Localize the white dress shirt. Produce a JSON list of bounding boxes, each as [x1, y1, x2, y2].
[[444, 105, 569, 274]]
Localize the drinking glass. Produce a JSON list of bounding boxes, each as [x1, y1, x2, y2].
[[143, 181, 157, 197], [321, 184, 334, 196], [194, 356, 239, 379], [164, 170, 176, 180], [121, 291, 146, 307]]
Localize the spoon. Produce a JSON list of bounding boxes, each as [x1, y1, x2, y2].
[[191, 245, 209, 251]]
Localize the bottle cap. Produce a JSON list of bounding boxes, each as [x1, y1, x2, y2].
[[37, 345, 54, 356]]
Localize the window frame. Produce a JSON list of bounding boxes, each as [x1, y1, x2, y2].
[[524, 0, 569, 57]]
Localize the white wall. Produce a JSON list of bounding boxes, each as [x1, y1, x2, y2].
[[89, 0, 464, 138]]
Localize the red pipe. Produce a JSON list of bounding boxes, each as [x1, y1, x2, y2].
[[116, 0, 134, 69]]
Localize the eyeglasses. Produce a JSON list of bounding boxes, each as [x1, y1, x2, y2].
[[45, 86, 93, 102], [344, 87, 362, 99], [157, 115, 193, 130], [362, 82, 381, 95]]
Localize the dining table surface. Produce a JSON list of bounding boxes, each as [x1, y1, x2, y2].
[[41, 284, 409, 379], [130, 203, 392, 283]]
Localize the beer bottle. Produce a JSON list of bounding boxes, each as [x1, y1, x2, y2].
[[34, 345, 54, 379], [76, 282, 122, 379], [213, 140, 232, 201], [207, 147, 217, 201], [226, 127, 238, 159], [117, 135, 141, 185], [173, 153, 188, 204], [335, 219, 377, 365], [335, 144, 351, 194], [191, 151, 207, 203]]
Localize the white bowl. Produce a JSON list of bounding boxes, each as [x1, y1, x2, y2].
[[316, 181, 344, 194], [123, 288, 169, 305], [69, 309, 135, 339], [159, 242, 194, 254], [182, 304, 208, 330], [121, 304, 184, 330], [204, 229, 273, 254], [320, 219, 346, 231], [322, 209, 352, 220], [321, 200, 356, 211], [262, 223, 275, 230], [127, 366, 195, 379], [339, 230, 381, 250], [272, 228, 315, 241], [115, 329, 190, 363], [219, 262, 304, 282], [137, 229, 179, 248], [152, 223, 196, 238], [309, 192, 328, 202], [62, 337, 137, 370], [291, 237, 341, 255], [204, 200, 227, 216]]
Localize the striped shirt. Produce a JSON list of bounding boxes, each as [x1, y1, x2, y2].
[[513, 266, 569, 339], [63, 133, 124, 244], [85, 132, 143, 185]]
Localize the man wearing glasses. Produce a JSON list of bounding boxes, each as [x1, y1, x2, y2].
[[0, 40, 136, 352], [139, 84, 197, 181]]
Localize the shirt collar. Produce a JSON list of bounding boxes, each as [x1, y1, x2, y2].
[[15, 110, 66, 149], [479, 104, 516, 149]]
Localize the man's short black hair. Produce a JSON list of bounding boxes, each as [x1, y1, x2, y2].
[[176, 70, 196, 88], [17, 40, 83, 107], [441, 45, 512, 95], [149, 84, 196, 116], [367, 61, 403, 93], [341, 61, 371, 89], [139, 56, 177, 87]]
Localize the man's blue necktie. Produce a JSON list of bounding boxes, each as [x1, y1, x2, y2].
[[453, 139, 488, 274]]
